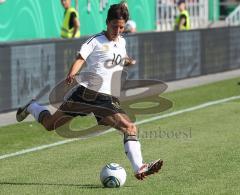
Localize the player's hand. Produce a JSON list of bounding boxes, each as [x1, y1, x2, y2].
[[66, 74, 75, 85], [124, 58, 136, 66]]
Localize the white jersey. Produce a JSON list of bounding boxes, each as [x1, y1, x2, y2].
[[76, 32, 127, 96]]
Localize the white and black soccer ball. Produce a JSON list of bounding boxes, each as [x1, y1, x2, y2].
[[100, 163, 127, 188]]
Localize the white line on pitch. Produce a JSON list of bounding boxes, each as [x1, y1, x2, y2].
[[0, 95, 240, 160]]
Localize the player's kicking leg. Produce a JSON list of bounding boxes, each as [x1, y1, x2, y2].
[[100, 113, 163, 180], [16, 99, 52, 125], [16, 100, 72, 131]]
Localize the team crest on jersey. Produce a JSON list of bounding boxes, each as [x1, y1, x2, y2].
[[102, 45, 109, 51]]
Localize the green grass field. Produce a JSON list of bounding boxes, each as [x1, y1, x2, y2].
[[0, 77, 240, 195]]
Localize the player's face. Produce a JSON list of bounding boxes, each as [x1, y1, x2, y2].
[[106, 19, 126, 41]]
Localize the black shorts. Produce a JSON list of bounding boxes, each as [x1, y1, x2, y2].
[[59, 85, 126, 122]]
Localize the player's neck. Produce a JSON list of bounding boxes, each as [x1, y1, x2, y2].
[[104, 31, 119, 42]]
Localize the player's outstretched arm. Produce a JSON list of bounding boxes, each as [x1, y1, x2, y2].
[[66, 54, 85, 84]]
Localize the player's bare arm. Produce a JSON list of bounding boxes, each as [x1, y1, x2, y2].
[[66, 55, 85, 84]]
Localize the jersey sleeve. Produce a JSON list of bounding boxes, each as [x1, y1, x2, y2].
[[78, 38, 96, 61]]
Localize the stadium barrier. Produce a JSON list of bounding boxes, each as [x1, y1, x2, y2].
[[0, 26, 240, 112]]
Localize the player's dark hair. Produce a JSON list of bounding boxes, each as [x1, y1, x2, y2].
[[106, 1, 129, 23]]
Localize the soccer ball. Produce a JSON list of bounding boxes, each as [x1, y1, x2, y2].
[[100, 163, 127, 188]]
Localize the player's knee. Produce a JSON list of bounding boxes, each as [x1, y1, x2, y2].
[[126, 123, 137, 135]]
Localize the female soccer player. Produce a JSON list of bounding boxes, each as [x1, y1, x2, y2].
[[16, 2, 163, 180]]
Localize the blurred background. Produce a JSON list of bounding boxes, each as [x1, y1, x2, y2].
[[0, 0, 240, 40]]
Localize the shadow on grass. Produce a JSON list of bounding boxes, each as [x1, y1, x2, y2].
[[0, 182, 102, 189], [0, 182, 134, 189]]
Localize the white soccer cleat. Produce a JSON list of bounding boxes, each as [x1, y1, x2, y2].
[[16, 99, 35, 122], [135, 159, 163, 180]]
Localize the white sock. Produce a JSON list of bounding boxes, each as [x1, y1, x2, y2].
[[27, 102, 49, 122], [124, 140, 143, 173]]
